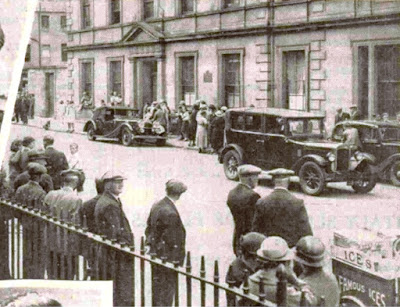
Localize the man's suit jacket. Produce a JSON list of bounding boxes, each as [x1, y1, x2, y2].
[[44, 146, 69, 189], [227, 183, 260, 255], [145, 197, 186, 265], [252, 188, 312, 248], [44, 187, 82, 224], [13, 170, 53, 193], [81, 194, 101, 233], [15, 181, 46, 209], [94, 192, 133, 245]]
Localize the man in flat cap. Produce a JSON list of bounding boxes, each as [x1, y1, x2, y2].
[[43, 135, 69, 190], [16, 136, 36, 172], [252, 169, 313, 248], [94, 171, 134, 306], [145, 179, 187, 306], [13, 150, 53, 193], [227, 164, 262, 256], [14, 163, 47, 279], [43, 169, 83, 280]]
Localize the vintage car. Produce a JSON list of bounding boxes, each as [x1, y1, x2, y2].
[[332, 120, 400, 186], [219, 107, 377, 196], [83, 106, 167, 146]]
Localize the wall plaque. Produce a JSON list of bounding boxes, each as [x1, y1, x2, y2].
[[203, 71, 213, 83]]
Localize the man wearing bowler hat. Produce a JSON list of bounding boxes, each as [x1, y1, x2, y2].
[[94, 171, 134, 306], [294, 236, 340, 307], [227, 164, 262, 256], [244, 236, 317, 306], [252, 168, 313, 248], [145, 179, 187, 306]]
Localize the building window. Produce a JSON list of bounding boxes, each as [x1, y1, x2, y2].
[[60, 15, 67, 30], [358, 46, 369, 118], [61, 43, 67, 62], [25, 44, 31, 62], [282, 50, 306, 111], [110, 0, 121, 24], [221, 53, 242, 108], [223, 0, 240, 9], [144, 0, 154, 19], [41, 15, 50, 30], [41, 45, 51, 62], [109, 60, 123, 100], [81, 60, 94, 102], [178, 56, 196, 105], [82, 0, 91, 29], [181, 0, 194, 15], [376, 45, 400, 117]]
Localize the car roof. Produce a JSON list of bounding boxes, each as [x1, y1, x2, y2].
[[227, 107, 325, 119], [336, 120, 400, 128]]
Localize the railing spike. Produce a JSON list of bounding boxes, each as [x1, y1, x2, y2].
[[200, 255, 205, 278], [110, 225, 117, 243], [186, 251, 191, 272], [258, 277, 266, 301], [213, 260, 219, 282], [172, 245, 180, 267], [140, 236, 145, 255], [300, 290, 307, 307], [242, 272, 250, 295], [276, 263, 287, 307], [82, 214, 88, 232], [161, 240, 167, 263], [226, 264, 236, 288]]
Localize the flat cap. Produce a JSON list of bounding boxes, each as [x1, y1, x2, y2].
[[60, 169, 82, 178], [27, 162, 47, 175], [268, 168, 294, 179], [101, 170, 127, 182], [166, 179, 187, 195], [350, 105, 358, 109], [238, 164, 262, 177], [22, 136, 35, 146], [240, 232, 266, 255]]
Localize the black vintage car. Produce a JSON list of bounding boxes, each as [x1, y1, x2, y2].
[[332, 120, 400, 186], [83, 106, 167, 146], [219, 107, 377, 196]]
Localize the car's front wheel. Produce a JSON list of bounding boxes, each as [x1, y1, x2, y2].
[[351, 163, 377, 193], [223, 150, 242, 181], [121, 128, 133, 146], [87, 124, 96, 141], [389, 160, 400, 186], [299, 161, 325, 196]]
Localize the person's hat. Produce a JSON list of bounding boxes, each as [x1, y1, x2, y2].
[[293, 236, 327, 268], [166, 179, 187, 195], [200, 105, 208, 110], [43, 135, 54, 143], [215, 110, 224, 117], [152, 101, 158, 106], [101, 170, 127, 182], [22, 136, 35, 147], [238, 165, 262, 177], [268, 168, 294, 180], [61, 169, 82, 178], [179, 101, 186, 106], [350, 106, 358, 109], [240, 232, 266, 255], [257, 236, 293, 262], [220, 106, 228, 112], [27, 162, 47, 176], [27, 150, 47, 162]]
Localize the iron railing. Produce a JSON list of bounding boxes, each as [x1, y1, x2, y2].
[[0, 197, 322, 306]]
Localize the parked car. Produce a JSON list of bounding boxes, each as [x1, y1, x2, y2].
[[332, 120, 400, 186], [219, 107, 377, 196], [83, 106, 168, 146]]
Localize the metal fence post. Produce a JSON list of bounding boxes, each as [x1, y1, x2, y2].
[[213, 260, 220, 307], [200, 255, 206, 307], [186, 251, 192, 307], [276, 263, 287, 307], [140, 236, 145, 307]]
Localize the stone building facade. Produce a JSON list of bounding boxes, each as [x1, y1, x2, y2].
[[22, 0, 69, 118], [66, 0, 400, 130]]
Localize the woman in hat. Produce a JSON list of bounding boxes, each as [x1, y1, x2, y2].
[[196, 106, 208, 153], [210, 109, 225, 153]]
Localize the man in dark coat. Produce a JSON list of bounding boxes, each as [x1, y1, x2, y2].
[[252, 169, 313, 248], [145, 179, 187, 306], [15, 163, 47, 278], [17, 136, 35, 172], [94, 171, 133, 306], [227, 164, 261, 256], [43, 135, 69, 190], [210, 110, 225, 153], [81, 178, 104, 233]]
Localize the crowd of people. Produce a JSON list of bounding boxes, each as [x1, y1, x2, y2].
[[335, 105, 400, 125], [13, 91, 35, 125]]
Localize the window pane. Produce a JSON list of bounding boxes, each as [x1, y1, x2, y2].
[[82, 62, 93, 97], [180, 56, 195, 103], [41, 16, 49, 29], [283, 50, 306, 110], [42, 45, 50, 59], [182, 0, 194, 14], [61, 44, 67, 62], [110, 61, 122, 96], [224, 0, 240, 8], [358, 46, 369, 117], [144, 0, 154, 19], [25, 45, 31, 62], [223, 54, 241, 108], [111, 0, 121, 24], [82, 0, 91, 28], [60, 15, 67, 29]]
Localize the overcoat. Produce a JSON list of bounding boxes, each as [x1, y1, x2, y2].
[[15, 181, 46, 209], [251, 188, 313, 248], [14, 170, 53, 193], [227, 183, 260, 255], [145, 196, 186, 265], [43, 146, 69, 189]]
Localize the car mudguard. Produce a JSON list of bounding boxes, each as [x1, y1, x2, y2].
[[375, 153, 400, 173], [219, 144, 245, 164], [83, 120, 96, 132], [292, 154, 328, 173], [355, 152, 377, 165]]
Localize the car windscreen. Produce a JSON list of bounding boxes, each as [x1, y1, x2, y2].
[[288, 119, 322, 136], [380, 127, 400, 142]]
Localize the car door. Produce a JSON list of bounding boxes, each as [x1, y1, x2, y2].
[[242, 113, 264, 166], [103, 109, 116, 136], [358, 126, 383, 160], [262, 116, 288, 169]]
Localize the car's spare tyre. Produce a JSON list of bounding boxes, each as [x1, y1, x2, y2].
[[87, 124, 96, 141], [299, 161, 325, 196], [351, 163, 376, 193], [121, 128, 133, 146], [223, 150, 242, 181], [389, 160, 400, 186]]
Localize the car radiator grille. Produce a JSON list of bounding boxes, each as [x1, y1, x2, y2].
[[336, 149, 349, 171]]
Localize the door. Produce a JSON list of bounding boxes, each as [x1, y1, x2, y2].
[[136, 59, 157, 113], [45, 73, 55, 118]]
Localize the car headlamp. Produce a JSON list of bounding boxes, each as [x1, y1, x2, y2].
[[327, 152, 336, 162], [355, 151, 363, 161]]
